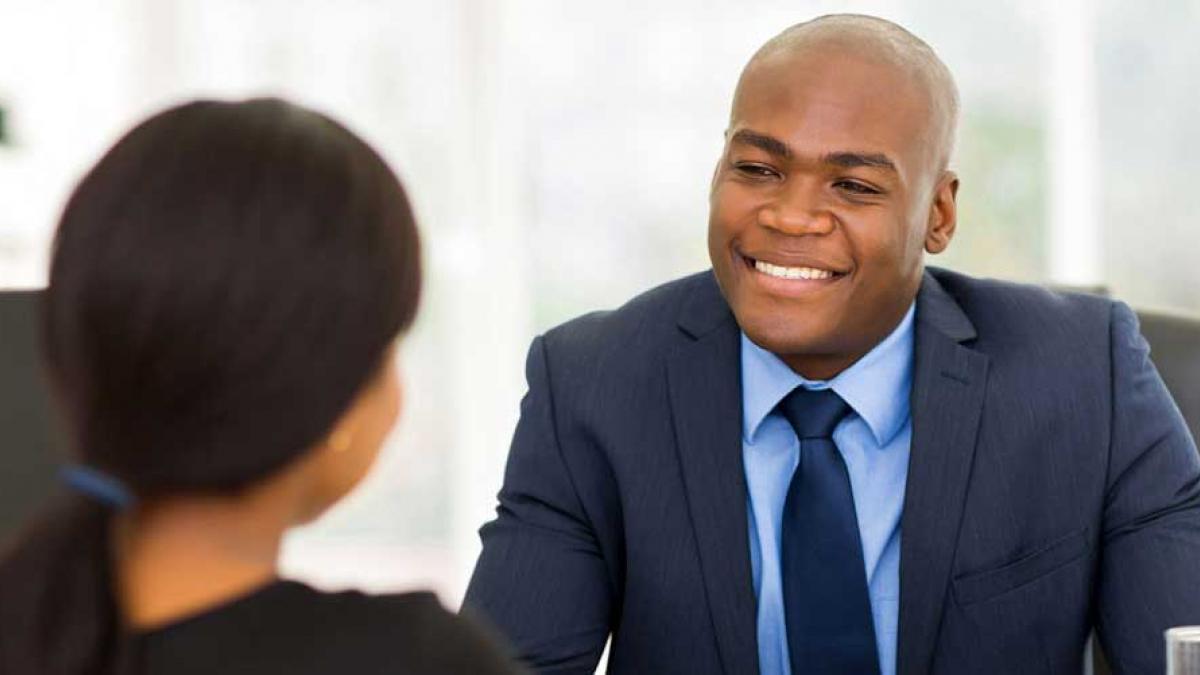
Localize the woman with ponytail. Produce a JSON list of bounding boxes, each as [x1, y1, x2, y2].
[[0, 99, 524, 675]]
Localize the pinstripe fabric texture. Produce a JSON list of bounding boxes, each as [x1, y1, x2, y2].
[[465, 267, 1200, 675]]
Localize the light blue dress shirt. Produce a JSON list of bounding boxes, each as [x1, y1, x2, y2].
[[742, 304, 915, 675]]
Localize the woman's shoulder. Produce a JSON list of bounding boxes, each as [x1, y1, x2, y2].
[[143, 580, 526, 675], [269, 579, 445, 624]]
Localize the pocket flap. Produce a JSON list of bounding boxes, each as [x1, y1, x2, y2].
[[953, 528, 1089, 606]]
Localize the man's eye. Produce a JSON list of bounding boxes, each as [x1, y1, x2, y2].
[[834, 180, 880, 195], [735, 163, 779, 179]]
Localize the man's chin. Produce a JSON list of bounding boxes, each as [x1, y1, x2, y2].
[[738, 320, 841, 363]]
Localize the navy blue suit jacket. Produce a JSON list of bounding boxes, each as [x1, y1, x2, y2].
[[464, 268, 1200, 674]]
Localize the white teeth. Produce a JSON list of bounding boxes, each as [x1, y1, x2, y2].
[[753, 260, 835, 280]]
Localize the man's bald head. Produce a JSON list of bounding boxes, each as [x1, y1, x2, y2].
[[734, 14, 959, 170]]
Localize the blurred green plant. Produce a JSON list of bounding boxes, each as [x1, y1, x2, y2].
[[939, 109, 1047, 283]]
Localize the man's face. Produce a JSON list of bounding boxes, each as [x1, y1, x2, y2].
[[708, 48, 957, 378]]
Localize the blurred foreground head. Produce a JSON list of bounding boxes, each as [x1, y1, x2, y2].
[[45, 98, 422, 508], [0, 99, 423, 675]]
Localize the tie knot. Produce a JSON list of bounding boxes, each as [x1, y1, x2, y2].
[[779, 387, 851, 440]]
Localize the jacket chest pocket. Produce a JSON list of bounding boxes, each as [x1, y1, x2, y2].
[[952, 528, 1090, 606]]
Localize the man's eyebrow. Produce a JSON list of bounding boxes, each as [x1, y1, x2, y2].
[[729, 129, 792, 159], [821, 151, 898, 174], [729, 131, 898, 175]]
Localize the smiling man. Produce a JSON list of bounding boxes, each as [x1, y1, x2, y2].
[[464, 15, 1200, 675]]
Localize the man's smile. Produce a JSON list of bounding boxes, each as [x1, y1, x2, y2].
[[736, 251, 849, 296]]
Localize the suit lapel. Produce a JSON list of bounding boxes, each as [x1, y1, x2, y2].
[[666, 270, 988, 675], [896, 272, 990, 675], [667, 273, 758, 675]]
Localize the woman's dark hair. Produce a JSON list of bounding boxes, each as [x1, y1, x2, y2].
[[0, 98, 422, 673]]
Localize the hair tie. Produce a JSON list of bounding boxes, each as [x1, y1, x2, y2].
[[61, 465, 136, 510]]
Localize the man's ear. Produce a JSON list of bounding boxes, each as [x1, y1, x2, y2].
[[925, 171, 958, 255]]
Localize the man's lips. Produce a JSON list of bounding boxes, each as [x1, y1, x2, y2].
[[737, 251, 850, 282]]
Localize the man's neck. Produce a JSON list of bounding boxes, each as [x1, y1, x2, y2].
[[778, 300, 917, 381], [779, 352, 859, 381]]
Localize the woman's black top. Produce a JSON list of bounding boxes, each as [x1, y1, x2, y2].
[[135, 580, 526, 675]]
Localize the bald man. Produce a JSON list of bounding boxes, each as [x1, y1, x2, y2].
[[464, 15, 1200, 675]]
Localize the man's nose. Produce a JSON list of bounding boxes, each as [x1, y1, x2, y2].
[[757, 180, 836, 236]]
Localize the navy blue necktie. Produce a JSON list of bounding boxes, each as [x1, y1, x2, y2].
[[779, 387, 880, 675]]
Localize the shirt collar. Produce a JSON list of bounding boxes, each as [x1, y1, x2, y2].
[[740, 303, 915, 446]]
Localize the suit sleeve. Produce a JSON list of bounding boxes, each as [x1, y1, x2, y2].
[[1095, 302, 1200, 674], [463, 335, 613, 674]]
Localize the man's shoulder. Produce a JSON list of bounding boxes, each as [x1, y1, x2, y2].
[[926, 268, 1139, 392], [928, 266, 1116, 344]]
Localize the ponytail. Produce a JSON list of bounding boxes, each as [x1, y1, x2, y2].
[[0, 493, 125, 674]]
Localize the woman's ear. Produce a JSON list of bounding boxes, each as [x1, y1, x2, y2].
[[300, 351, 403, 521]]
